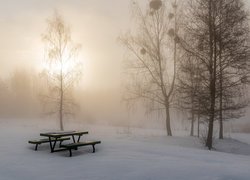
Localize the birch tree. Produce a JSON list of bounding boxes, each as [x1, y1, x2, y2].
[[41, 12, 82, 130]]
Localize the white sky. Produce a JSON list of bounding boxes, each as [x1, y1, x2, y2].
[[0, 0, 249, 90], [0, 0, 139, 90]]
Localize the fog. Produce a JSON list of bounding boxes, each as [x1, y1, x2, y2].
[[0, 0, 250, 133], [0, 0, 133, 87], [0, 0, 160, 128]]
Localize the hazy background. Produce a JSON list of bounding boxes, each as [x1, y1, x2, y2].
[[0, 0, 132, 89], [0, 0, 250, 132]]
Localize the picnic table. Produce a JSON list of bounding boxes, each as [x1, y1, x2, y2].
[[29, 130, 101, 156], [40, 131, 88, 153]]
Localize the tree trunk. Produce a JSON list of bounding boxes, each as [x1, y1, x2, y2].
[[190, 101, 194, 136], [190, 115, 194, 136], [206, 0, 216, 150], [59, 90, 64, 131], [218, 2, 223, 139], [206, 48, 216, 150], [206, 77, 216, 150], [59, 61, 64, 131], [219, 111, 223, 139], [165, 102, 172, 136], [197, 102, 200, 137], [206, 111, 214, 150], [197, 112, 200, 138], [219, 48, 223, 139]]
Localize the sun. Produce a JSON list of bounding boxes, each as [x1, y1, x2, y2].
[[39, 50, 88, 88], [42, 54, 82, 75]]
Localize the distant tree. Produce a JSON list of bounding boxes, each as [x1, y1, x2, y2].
[[9, 68, 37, 117], [10, 69, 32, 100], [177, 56, 203, 136], [0, 78, 7, 95], [120, 0, 180, 136], [0, 78, 9, 117], [41, 12, 82, 130]]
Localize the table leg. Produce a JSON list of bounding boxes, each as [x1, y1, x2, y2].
[[51, 138, 58, 152], [72, 135, 76, 143], [77, 135, 82, 142], [35, 144, 39, 151], [92, 144, 96, 153], [69, 149, 72, 157], [49, 137, 53, 153]]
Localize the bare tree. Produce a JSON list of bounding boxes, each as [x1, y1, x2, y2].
[[120, 0, 180, 136], [41, 12, 82, 130], [180, 0, 250, 149], [215, 0, 250, 139], [177, 56, 204, 136]]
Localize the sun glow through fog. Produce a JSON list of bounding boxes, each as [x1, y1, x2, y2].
[[42, 58, 76, 75], [40, 50, 91, 88]]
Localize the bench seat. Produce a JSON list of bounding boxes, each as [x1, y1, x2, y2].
[[29, 137, 70, 150], [61, 141, 101, 157]]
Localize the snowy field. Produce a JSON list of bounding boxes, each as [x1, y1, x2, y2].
[[0, 120, 250, 180]]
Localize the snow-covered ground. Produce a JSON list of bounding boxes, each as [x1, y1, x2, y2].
[[230, 133, 250, 144], [0, 120, 250, 180]]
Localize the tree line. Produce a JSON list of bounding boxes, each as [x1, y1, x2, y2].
[[0, 69, 41, 118], [121, 0, 250, 149]]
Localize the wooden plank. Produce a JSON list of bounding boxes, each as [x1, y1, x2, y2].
[[28, 137, 70, 144], [61, 141, 101, 148], [40, 131, 88, 138]]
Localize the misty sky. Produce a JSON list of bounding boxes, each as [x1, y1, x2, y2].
[[0, 0, 140, 90], [0, 0, 250, 91]]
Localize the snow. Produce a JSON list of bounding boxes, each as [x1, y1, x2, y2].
[[0, 121, 250, 180], [215, 138, 250, 156], [230, 133, 250, 144]]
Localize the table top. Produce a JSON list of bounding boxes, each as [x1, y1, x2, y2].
[[40, 131, 88, 138]]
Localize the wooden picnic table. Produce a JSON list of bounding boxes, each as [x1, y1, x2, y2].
[[40, 131, 88, 153]]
